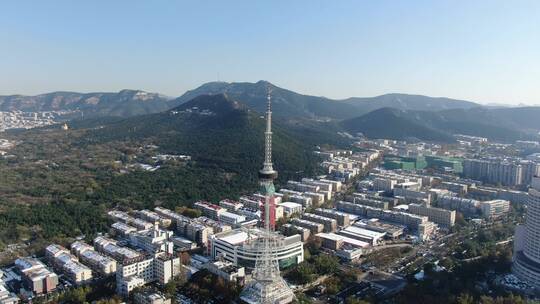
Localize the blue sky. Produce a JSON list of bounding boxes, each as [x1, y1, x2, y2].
[[1, 1, 539, 105]]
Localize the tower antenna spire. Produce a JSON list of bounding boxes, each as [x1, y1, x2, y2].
[[240, 84, 295, 304], [259, 85, 277, 181]]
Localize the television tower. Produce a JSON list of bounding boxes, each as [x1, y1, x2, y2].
[[240, 89, 295, 304]]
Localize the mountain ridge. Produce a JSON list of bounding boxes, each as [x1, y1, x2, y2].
[[0, 89, 172, 118], [172, 81, 482, 119], [341, 107, 456, 142], [0, 81, 500, 121], [340, 107, 536, 143], [3, 81, 540, 142]]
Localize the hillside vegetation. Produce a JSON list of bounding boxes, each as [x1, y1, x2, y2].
[[0, 94, 335, 255]]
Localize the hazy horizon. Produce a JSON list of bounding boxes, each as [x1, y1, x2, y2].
[[1, 1, 539, 105]]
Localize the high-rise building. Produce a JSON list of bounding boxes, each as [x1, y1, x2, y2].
[[463, 159, 523, 186], [489, 162, 522, 187], [240, 89, 296, 304], [463, 159, 490, 181], [513, 176, 540, 290], [520, 160, 540, 186]]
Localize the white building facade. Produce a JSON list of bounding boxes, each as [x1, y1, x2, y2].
[[513, 176, 540, 290]]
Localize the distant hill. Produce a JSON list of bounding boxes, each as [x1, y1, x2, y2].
[[341, 107, 535, 142], [0, 89, 172, 117], [489, 107, 540, 131], [402, 108, 527, 141], [173, 81, 481, 120], [341, 108, 455, 142], [343, 93, 479, 114]]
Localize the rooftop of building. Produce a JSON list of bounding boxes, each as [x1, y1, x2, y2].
[[220, 199, 242, 205], [316, 232, 370, 248], [213, 228, 291, 246], [220, 211, 246, 220], [303, 213, 337, 221], [291, 218, 324, 227], [279, 202, 303, 209], [63, 260, 91, 274], [46, 244, 69, 256], [71, 241, 94, 253], [215, 230, 253, 245], [393, 205, 409, 211], [356, 219, 405, 232], [80, 249, 116, 265], [111, 222, 137, 231], [315, 208, 350, 216], [342, 226, 386, 238], [195, 201, 225, 210], [15, 257, 47, 271], [25, 267, 57, 281], [209, 260, 243, 273]]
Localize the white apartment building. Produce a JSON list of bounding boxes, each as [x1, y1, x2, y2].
[[0, 280, 18, 304], [116, 254, 181, 296], [15, 257, 58, 295], [129, 226, 174, 255], [71, 241, 117, 276], [111, 222, 137, 237], [373, 177, 397, 192], [45, 244, 92, 285], [203, 260, 245, 283], [219, 199, 244, 212], [94, 236, 143, 263], [279, 202, 303, 216], [479, 200, 511, 219], [137, 210, 172, 228], [303, 191, 325, 205], [219, 211, 246, 225], [408, 204, 456, 227], [302, 213, 338, 233], [194, 201, 226, 220]]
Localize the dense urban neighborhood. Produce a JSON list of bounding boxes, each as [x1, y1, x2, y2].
[[1, 112, 539, 304], [3, 1, 540, 302]]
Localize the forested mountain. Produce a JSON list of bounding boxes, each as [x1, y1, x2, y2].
[[0, 89, 172, 117], [489, 107, 540, 131], [173, 81, 540, 140], [341, 107, 534, 142], [173, 81, 482, 120], [81, 93, 324, 182], [0, 93, 336, 250], [341, 108, 456, 142], [342, 93, 479, 114], [172, 81, 360, 119]]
